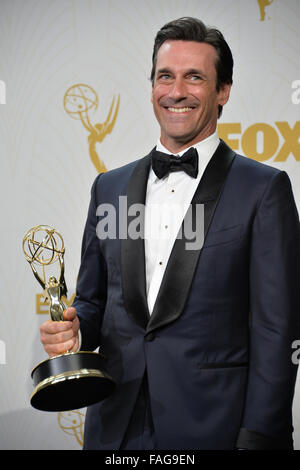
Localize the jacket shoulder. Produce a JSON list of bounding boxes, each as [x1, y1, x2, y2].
[[223, 152, 287, 208], [233, 153, 280, 179], [94, 152, 152, 186], [90, 150, 153, 201]]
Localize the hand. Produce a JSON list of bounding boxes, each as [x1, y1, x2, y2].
[[40, 307, 80, 357]]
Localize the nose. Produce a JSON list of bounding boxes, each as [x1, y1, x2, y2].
[[168, 77, 187, 101]]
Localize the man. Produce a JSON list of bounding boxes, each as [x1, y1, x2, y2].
[[40, 17, 300, 450]]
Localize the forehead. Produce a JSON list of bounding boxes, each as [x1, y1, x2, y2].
[[156, 40, 218, 74]]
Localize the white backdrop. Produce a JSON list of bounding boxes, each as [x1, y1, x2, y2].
[[0, 0, 299, 450]]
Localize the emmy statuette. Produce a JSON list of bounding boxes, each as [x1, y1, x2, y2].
[[23, 225, 115, 412]]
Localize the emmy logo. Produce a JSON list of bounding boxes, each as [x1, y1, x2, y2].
[[63, 84, 120, 173], [58, 410, 85, 446], [257, 0, 274, 21]]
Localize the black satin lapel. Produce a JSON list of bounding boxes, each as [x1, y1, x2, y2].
[[121, 152, 152, 330], [146, 140, 236, 334]]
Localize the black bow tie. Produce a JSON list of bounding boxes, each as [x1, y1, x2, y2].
[[151, 147, 198, 179]]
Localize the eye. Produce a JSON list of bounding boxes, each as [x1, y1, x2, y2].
[[158, 74, 171, 80], [189, 75, 202, 81]]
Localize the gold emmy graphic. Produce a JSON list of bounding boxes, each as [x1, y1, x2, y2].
[[257, 0, 273, 21], [63, 84, 120, 173], [58, 410, 85, 446], [23, 225, 115, 412]]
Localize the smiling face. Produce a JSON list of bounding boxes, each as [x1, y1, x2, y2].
[[151, 40, 231, 153]]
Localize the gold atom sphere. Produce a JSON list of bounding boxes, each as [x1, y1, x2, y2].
[[63, 83, 98, 119], [23, 225, 65, 266]]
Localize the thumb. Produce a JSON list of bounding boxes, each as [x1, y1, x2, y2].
[[63, 307, 77, 322]]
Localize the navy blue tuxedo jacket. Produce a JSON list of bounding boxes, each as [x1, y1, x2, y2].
[[73, 140, 300, 450]]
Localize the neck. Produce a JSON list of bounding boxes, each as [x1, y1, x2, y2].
[[160, 128, 218, 154]]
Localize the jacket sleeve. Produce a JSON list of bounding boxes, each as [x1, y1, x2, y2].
[[236, 170, 300, 450], [72, 174, 108, 351]]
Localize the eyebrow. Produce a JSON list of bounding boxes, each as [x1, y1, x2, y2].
[[186, 68, 207, 77], [156, 67, 172, 75], [156, 67, 207, 78]]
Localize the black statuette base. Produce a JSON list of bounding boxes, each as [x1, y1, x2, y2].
[[30, 351, 115, 412]]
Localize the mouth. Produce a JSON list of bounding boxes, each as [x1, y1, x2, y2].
[[166, 106, 194, 114]]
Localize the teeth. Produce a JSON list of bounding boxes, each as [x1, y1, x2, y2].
[[168, 107, 192, 113]]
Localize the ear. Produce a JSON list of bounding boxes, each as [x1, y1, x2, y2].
[[151, 86, 154, 104], [218, 83, 231, 106]]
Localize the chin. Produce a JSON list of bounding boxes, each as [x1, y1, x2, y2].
[[167, 131, 196, 144]]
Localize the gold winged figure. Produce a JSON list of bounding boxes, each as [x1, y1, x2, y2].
[[64, 84, 120, 173]]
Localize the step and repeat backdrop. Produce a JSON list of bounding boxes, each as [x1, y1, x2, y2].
[[0, 0, 299, 449]]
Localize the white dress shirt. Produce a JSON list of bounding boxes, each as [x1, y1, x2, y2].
[[144, 131, 220, 314]]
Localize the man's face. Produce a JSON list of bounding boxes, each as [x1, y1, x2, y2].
[[151, 40, 231, 153]]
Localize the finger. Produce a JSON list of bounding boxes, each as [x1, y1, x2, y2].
[[63, 307, 77, 321], [71, 314, 80, 335], [63, 308, 80, 336], [40, 319, 73, 335], [40, 327, 75, 346], [46, 338, 78, 358]]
